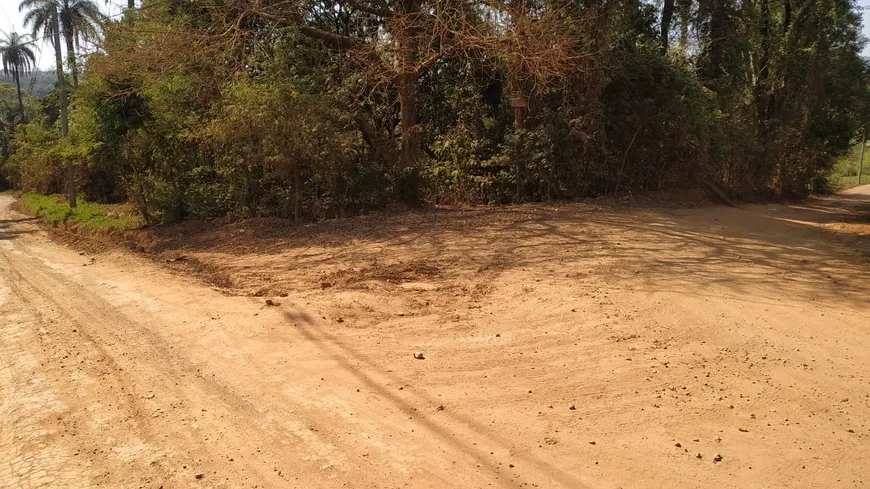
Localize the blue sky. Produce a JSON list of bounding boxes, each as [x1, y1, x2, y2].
[[0, 0, 125, 69], [1, 0, 870, 69]]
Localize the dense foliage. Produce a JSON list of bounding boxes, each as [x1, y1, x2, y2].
[[1, 0, 869, 222]]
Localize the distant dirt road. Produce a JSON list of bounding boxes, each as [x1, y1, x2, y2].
[[1, 188, 869, 489]]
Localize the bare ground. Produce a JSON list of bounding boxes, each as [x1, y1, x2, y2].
[[1, 187, 869, 489]]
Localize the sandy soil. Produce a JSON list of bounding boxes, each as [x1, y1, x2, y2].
[[1, 187, 869, 489]]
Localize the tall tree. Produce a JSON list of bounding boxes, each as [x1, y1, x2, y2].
[[660, 0, 675, 53], [0, 32, 37, 124], [19, 0, 103, 86]]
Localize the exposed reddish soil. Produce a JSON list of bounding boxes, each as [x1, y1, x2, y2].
[[1, 187, 869, 488]]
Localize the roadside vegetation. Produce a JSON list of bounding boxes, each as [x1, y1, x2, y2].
[[0, 0, 869, 226], [829, 142, 870, 190], [21, 191, 142, 232]]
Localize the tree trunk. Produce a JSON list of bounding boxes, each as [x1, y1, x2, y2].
[[512, 91, 528, 202], [13, 68, 26, 124], [354, 114, 398, 167], [661, 0, 675, 53], [64, 29, 79, 87], [754, 0, 771, 125], [396, 70, 421, 206], [397, 72, 418, 171], [52, 3, 74, 208], [678, 0, 690, 51], [395, 0, 422, 206], [709, 0, 727, 81]]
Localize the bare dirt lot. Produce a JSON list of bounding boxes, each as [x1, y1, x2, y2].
[[1, 187, 869, 489]]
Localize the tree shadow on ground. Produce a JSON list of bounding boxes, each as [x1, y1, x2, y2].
[[282, 309, 590, 489], [151, 188, 870, 307], [0, 217, 38, 240]]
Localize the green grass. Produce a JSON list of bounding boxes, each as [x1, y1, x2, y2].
[[21, 192, 144, 233]]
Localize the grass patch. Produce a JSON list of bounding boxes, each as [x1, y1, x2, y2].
[[829, 143, 870, 190], [21, 192, 144, 233]]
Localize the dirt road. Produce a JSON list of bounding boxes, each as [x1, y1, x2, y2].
[[1, 188, 869, 489]]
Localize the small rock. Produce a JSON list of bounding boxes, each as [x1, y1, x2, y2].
[[195, 473, 204, 480], [588, 441, 596, 445], [436, 405, 445, 411], [674, 443, 681, 448], [713, 454, 723, 463], [696, 453, 703, 459], [738, 428, 749, 433], [144, 393, 155, 399], [569, 404, 576, 410], [413, 352, 425, 360], [265, 299, 280, 306], [321, 282, 332, 289], [335, 317, 344, 323]]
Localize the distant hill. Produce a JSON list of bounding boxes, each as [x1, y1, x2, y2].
[[0, 70, 58, 97]]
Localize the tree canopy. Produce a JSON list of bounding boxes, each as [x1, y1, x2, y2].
[[1, 0, 869, 222]]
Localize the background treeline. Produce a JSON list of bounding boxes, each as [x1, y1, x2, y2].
[[1, 0, 869, 224]]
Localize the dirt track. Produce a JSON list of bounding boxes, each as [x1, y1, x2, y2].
[[1, 188, 869, 489]]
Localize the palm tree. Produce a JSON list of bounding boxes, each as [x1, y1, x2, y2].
[[0, 32, 37, 124], [19, 0, 102, 86]]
